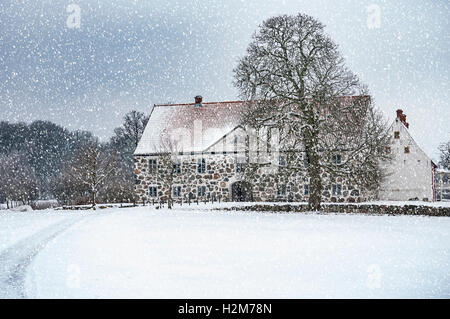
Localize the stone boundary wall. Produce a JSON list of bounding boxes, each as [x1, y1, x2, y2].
[[221, 203, 450, 217]]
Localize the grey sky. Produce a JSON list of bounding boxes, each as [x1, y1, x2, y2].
[[0, 0, 448, 160]]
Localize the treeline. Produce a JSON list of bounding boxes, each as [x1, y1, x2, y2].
[[0, 111, 148, 207]]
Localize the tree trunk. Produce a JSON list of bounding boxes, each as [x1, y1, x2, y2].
[[305, 130, 323, 211], [91, 190, 96, 209], [168, 194, 172, 209], [308, 164, 322, 211]]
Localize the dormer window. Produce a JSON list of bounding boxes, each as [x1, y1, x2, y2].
[[394, 131, 400, 139]]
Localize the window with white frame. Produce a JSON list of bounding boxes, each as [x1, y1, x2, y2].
[[277, 184, 286, 196], [332, 184, 342, 195], [279, 155, 286, 166], [172, 185, 182, 197], [149, 186, 157, 197], [149, 159, 157, 172], [304, 184, 310, 195], [332, 154, 342, 165], [303, 154, 310, 167], [197, 186, 206, 197], [197, 158, 206, 173], [173, 159, 181, 174], [235, 157, 245, 173]]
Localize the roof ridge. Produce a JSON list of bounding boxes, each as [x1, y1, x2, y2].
[[154, 95, 370, 107], [154, 100, 246, 107]]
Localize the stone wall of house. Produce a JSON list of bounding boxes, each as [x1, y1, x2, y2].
[[134, 154, 373, 203]]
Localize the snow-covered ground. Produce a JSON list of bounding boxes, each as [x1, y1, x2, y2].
[[1, 205, 449, 298]]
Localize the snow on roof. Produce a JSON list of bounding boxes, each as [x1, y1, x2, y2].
[[134, 95, 370, 156], [134, 101, 248, 155]]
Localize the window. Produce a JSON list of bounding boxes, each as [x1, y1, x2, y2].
[[197, 158, 206, 173], [332, 154, 342, 165], [404, 146, 410, 154], [332, 184, 342, 196], [279, 155, 286, 167], [197, 186, 206, 197], [277, 184, 286, 196], [149, 186, 157, 197], [235, 158, 245, 173], [149, 159, 157, 172], [173, 160, 181, 174], [304, 184, 310, 195], [394, 131, 400, 139], [386, 146, 391, 154], [303, 154, 310, 167], [172, 186, 182, 197]]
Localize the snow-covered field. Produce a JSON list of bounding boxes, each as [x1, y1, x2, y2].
[[1, 205, 449, 298]]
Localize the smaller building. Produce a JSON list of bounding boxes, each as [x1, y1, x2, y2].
[[378, 109, 437, 201]]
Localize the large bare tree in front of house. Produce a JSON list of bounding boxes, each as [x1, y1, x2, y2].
[[64, 140, 118, 208], [234, 13, 391, 210]]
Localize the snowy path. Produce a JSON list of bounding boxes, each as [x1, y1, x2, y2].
[[0, 216, 85, 298]]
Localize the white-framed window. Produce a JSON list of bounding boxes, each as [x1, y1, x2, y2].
[[149, 186, 158, 197], [235, 157, 245, 173], [279, 155, 286, 166], [173, 159, 181, 174], [332, 154, 342, 165], [172, 185, 182, 197], [394, 131, 400, 139], [303, 154, 310, 167], [304, 184, 310, 195], [197, 158, 206, 173], [197, 186, 206, 197], [332, 184, 342, 195], [277, 184, 286, 196], [149, 159, 157, 172]]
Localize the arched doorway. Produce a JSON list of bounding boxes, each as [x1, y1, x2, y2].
[[231, 181, 253, 202]]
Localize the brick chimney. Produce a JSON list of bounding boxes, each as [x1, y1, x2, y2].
[[194, 95, 202, 107], [396, 109, 409, 128]]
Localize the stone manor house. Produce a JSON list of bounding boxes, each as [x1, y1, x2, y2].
[[134, 96, 437, 203]]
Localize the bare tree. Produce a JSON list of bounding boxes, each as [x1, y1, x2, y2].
[[112, 111, 149, 151], [0, 152, 39, 208], [64, 140, 118, 208], [438, 141, 450, 170], [234, 14, 391, 210]]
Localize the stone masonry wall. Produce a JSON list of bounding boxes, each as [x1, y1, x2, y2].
[[134, 154, 372, 203]]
